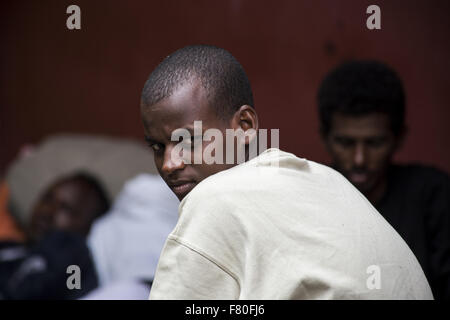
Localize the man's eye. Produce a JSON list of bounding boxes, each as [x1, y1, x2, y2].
[[60, 204, 75, 216], [366, 138, 386, 148], [151, 143, 163, 152], [334, 137, 355, 148]]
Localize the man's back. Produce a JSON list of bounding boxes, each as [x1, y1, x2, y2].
[[150, 149, 433, 299], [375, 164, 450, 299]]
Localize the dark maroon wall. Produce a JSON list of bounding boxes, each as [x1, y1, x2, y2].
[[1, 0, 449, 174]]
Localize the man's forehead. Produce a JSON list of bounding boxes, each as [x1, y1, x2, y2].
[[142, 102, 207, 134], [52, 179, 87, 196], [144, 80, 209, 114], [331, 113, 391, 134], [142, 81, 223, 137]]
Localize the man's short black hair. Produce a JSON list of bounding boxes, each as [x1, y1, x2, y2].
[[317, 60, 405, 136], [141, 45, 254, 120]]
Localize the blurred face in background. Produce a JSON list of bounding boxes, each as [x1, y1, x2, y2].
[[29, 178, 100, 241], [323, 112, 401, 202]]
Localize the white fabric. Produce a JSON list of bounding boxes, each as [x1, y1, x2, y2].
[[81, 280, 151, 300], [150, 148, 433, 300], [88, 174, 179, 286]]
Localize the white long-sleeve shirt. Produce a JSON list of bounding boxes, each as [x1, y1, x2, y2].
[[150, 149, 433, 299]]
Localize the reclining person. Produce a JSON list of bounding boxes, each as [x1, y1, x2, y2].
[[0, 172, 109, 299]]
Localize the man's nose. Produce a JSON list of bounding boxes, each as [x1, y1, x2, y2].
[[161, 146, 186, 175], [53, 210, 72, 230], [354, 143, 366, 166]]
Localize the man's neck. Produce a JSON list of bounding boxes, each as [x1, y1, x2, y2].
[[365, 175, 388, 205]]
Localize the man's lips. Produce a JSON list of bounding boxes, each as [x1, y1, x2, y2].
[[168, 181, 197, 196], [349, 172, 369, 184]]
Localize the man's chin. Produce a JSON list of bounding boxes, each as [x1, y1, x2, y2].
[[352, 181, 372, 193], [348, 175, 380, 196], [171, 182, 197, 201]]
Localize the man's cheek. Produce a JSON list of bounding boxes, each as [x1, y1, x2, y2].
[[333, 148, 353, 171], [155, 156, 164, 172], [370, 149, 390, 170]]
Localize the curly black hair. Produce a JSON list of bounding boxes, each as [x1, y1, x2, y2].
[[317, 60, 405, 136], [141, 44, 254, 120]]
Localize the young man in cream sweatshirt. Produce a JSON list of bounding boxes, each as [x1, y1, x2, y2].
[[140, 45, 432, 300]]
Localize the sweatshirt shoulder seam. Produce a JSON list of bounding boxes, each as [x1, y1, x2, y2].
[[168, 234, 241, 291]]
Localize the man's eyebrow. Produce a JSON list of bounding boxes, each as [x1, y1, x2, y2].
[[144, 126, 201, 143], [333, 135, 355, 141], [180, 125, 194, 132], [365, 136, 388, 141], [182, 125, 205, 135], [144, 135, 155, 144], [333, 134, 351, 139]]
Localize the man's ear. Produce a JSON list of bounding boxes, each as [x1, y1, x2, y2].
[[237, 105, 258, 130], [230, 105, 259, 144]]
